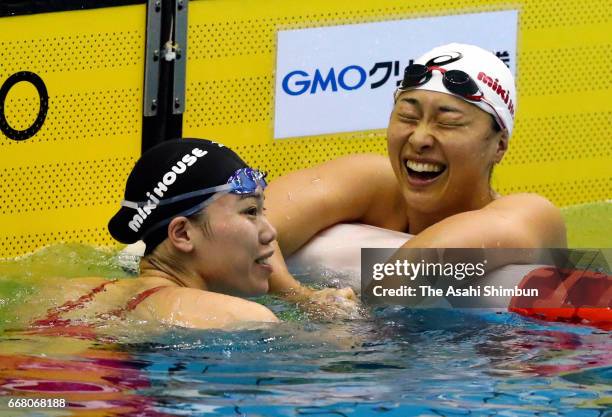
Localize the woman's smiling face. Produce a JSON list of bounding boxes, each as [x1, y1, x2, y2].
[[191, 191, 278, 297], [387, 89, 507, 217]]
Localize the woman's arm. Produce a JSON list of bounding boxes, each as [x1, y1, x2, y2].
[[403, 193, 566, 250], [265, 153, 405, 294], [363, 194, 565, 306]]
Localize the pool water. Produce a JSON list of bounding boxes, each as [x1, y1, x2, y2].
[[0, 202, 610, 416]]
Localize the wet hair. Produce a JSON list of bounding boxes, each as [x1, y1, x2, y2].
[[487, 115, 504, 183], [491, 117, 502, 133], [189, 208, 213, 239]]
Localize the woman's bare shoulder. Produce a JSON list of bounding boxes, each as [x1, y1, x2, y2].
[[487, 193, 566, 247], [136, 287, 279, 329], [489, 192, 560, 214]]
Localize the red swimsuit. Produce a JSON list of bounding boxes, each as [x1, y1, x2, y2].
[[26, 281, 168, 339]]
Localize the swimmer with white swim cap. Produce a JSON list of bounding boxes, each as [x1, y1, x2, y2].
[[265, 43, 567, 300]]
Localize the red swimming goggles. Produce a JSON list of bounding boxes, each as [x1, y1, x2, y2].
[[397, 64, 506, 131]]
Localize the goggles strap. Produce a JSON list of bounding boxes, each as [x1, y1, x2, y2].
[[121, 168, 265, 209], [140, 192, 226, 242]]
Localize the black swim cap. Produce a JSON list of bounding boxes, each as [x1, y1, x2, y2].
[[108, 138, 248, 253]]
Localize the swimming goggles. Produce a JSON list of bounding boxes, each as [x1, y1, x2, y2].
[[396, 64, 506, 130], [121, 167, 267, 210]]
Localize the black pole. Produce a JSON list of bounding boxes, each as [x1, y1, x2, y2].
[[141, 0, 183, 152]]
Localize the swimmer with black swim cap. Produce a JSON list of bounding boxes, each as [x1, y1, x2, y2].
[[263, 44, 567, 301], [26, 139, 283, 333], [109, 138, 280, 298]]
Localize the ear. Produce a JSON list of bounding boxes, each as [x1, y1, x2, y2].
[[166, 216, 196, 253], [493, 129, 509, 164]]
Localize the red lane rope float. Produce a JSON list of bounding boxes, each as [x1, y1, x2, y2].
[[509, 267, 612, 330]]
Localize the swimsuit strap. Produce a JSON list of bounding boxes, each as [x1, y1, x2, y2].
[[103, 285, 169, 320], [31, 279, 118, 327], [27, 282, 169, 340]]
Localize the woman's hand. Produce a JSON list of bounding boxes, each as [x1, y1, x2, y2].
[[287, 286, 364, 320], [264, 231, 363, 320]]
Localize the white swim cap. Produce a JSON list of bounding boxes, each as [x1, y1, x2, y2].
[[397, 43, 516, 136]]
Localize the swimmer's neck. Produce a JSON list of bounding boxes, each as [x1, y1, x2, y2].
[[139, 257, 208, 291], [406, 188, 499, 235]]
